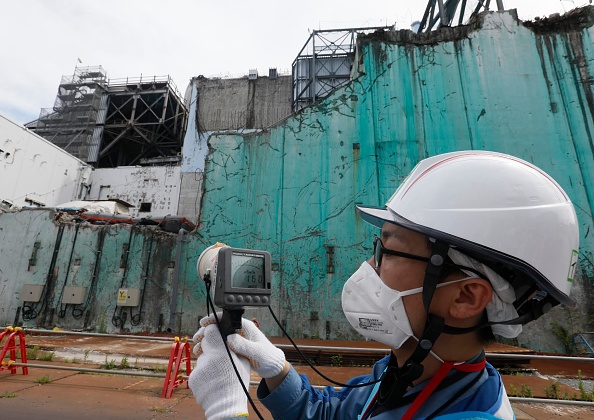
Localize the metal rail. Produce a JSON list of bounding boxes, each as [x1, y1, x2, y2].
[[275, 343, 389, 353], [16, 328, 175, 342], [486, 353, 594, 363], [13, 327, 594, 364], [9, 363, 594, 407], [10, 362, 167, 379], [508, 397, 594, 407]]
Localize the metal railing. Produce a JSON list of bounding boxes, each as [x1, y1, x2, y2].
[[9, 362, 594, 407], [16, 327, 594, 362], [6, 327, 594, 408]]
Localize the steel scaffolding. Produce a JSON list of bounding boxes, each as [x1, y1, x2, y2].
[[30, 67, 188, 168], [291, 26, 389, 111], [31, 66, 107, 162]]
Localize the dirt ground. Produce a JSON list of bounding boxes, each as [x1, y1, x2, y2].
[[4, 332, 594, 419]]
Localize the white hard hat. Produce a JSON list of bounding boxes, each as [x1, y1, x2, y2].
[[357, 150, 579, 313]]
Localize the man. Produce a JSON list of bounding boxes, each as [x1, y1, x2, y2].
[[189, 151, 579, 419]]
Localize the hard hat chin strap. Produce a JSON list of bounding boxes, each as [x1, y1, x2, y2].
[[375, 314, 445, 412], [421, 239, 558, 337], [374, 240, 451, 411], [441, 294, 558, 335]]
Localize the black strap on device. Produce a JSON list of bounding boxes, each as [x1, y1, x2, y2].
[[219, 308, 245, 341]]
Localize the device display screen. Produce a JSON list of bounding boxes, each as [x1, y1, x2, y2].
[[231, 253, 265, 289]]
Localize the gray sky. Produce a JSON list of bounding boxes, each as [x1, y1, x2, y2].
[[0, 0, 586, 125]]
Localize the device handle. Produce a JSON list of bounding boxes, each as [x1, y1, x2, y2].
[[219, 308, 245, 341]]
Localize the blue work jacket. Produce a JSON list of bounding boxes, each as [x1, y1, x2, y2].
[[257, 355, 515, 419]]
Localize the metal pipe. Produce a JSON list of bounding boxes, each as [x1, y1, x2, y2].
[[15, 328, 175, 342], [484, 353, 594, 363], [276, 344, 594, 364], [459, 0, 468, 25], [167, 228, 187, 332], [312, 34, 317, 103], [275, 344, 389, 354], [12, 327, 594, 364], [496, 0, 504, 11], [507, 397, 594, 407], [10, 362, 167, 378], [11, 362, 594, 407]]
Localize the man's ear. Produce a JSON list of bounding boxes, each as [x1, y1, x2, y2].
[[449, 279, 492, 320]]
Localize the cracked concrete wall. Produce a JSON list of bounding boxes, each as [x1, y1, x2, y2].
[[191, 75, 292, 132], [197, 9, 594, 351], [179, 74, 293, 222], [87, 166, 181, 218], [2, 9, 594, 351], [0, 209, 205, 334]]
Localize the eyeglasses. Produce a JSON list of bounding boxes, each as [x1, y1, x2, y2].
[[372, 235, 429, 269], [372, 235, 487, 280]]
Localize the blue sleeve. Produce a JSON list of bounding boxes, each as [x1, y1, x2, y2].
[[257, 356, 389, 420]]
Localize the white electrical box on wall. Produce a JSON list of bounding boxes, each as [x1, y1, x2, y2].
[[22, 284, 44, 303], [116, 288, 140, 307], [62, 286, 87, 305]]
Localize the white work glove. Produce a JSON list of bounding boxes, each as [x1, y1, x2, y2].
[[227, 317, 286, 379], [189, 320, 250, 420]]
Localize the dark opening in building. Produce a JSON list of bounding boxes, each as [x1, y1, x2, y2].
[[139, 202, 152, 212]]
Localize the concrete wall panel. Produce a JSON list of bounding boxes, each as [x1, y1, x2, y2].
[[87, 166, 181, 218], [196, 9, 594, 351], [2, 10, 594, 352], [0, 209, 206, 334], [0, 115, 91, 208]]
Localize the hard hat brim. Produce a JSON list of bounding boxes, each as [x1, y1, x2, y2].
[[356, 204, 577, 309], [356, 205, 395, 228]]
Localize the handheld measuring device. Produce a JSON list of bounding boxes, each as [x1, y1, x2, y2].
[[197, 244, 271, 338]]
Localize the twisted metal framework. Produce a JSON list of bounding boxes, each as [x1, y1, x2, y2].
[[417, 0, 505, 33], [291, 26, 389, 111], [97, 76, 188, 168], [29, 67, 188, 168]]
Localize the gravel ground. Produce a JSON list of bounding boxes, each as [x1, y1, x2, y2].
[[556, 377, 594, 393]]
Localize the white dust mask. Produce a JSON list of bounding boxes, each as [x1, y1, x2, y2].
[[341, 261, 471, 349]]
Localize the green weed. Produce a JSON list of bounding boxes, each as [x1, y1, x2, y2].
[[550, 321, 575, 355], [26, 346, 40, 360], [577, 370, 594, 401], [35, 374, 51, 384], [103, 356, 117, 370], [152, 364, 167, 373], [38, 351, 55, 362], [150, 407, 169, 413], [508, 383, 532, 398], [544, 382, 570, 400], [330, 354, 343, 367], [119, 357, 130, 369]]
